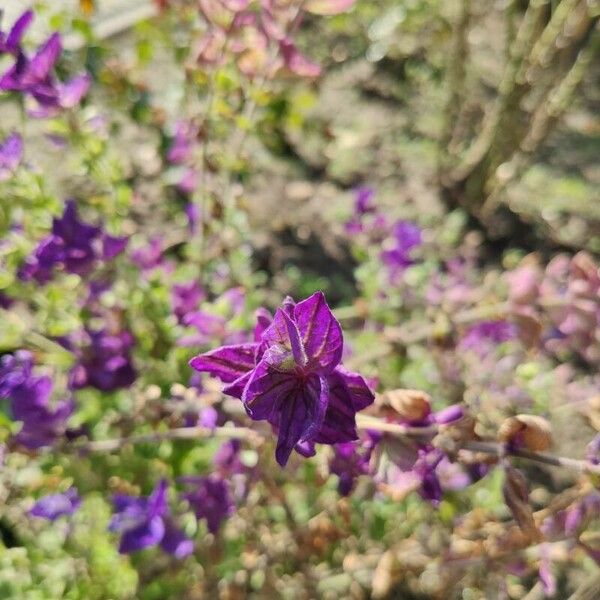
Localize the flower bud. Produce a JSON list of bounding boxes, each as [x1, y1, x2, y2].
[[434, 404, 464, 425], [381, 389, 431, 423], [498, 414, 552, 451]]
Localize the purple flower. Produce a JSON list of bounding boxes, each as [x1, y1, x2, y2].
[[18, 200, 127, 284], [586, 434, 600, 465], [0, 351, 74, 448], [167, 121, 197, 165], [354, 186, 375, 216], [0, 10, 33, 56], [68, 328, 137, 392], [171, 281, 206, 323], [0, 13, 90, 117], [30, 488, 81, 520], [0, 132, 23, 180], [329, 439, 374, 496], [380, 220, 422, 279], [213, 439, 247, 476], [460, 320, 517, 353], [181, 475, 234, 534], [190, 292, 375, 466], [131, 237, 164, 271], [109, 480, 193, 557]]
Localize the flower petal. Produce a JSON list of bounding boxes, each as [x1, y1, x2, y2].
[[294, 291, 343, 372], [274, 374, 328, 466], [189, 343, 258, 383], [242, 359, 295, 421]]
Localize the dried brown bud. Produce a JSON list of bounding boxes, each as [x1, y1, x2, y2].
[[498, 414, 552, 451], [381, 389, 432, 423]]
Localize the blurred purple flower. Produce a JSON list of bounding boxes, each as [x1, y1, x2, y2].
[[213, 439, 246, 476], [171, 281, 206, 323], [109, 480, 193, 557], [181, 475, 234, 534], [0, 351, 74, 448], [18, 200, 127, 283], [381, 220, 422, 279], [460, 320, 517, 353], [68, 328, 137, 392], [354, 185, 375, 216], [30, 488, 81, 520], [131, 237, 164, 271], [0, 10, 33, 55], [0, 13, 90, 117], [167, 121, 197, 164], [185, 202, 199, 234], [329, 439, 374, 496], [177, 167, 199, 195], [0, 132, 23, 180], [586, 434, 600, 465], [190, 292, 375, 466]]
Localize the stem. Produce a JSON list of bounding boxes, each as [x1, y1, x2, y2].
[[52, 414, 600, 476], [356, 415, 600, 476], [61, 425, 260, 453]]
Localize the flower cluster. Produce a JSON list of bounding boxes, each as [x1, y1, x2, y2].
[[0, 351, 74, 449], [0, 10, 90, 116], [194, 0, 351, 79], [109, 480, 193, 557], [508, 252, 600, 365], [18, 200, 128, 284], [190, 291, 374, 465], [67, 327, 137, 392]]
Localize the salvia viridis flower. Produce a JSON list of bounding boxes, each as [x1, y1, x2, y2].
[[0, 351, 74, 448], [180, 475, 234, 534], [18, 200, 127, 284], [0, 11, 90, 116], [67, 327, 137, 392], [0, 132, 23, 180], [109, 480, 193, 557], [190, 291, 375, 466], [30, 488, 81, 520]]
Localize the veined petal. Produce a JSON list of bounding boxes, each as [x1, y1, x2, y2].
[[333, 366, 374, 411], [222, 370, 252, 399], [189, 343, 258, 383], [242, 359, 295, 421], [313, 367, 374, 444], [274, 374, 328, 467], [294, 291, 343, 373]]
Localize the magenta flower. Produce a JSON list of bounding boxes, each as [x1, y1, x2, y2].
[[0, 11, 90, 116], [109, 480, 193, 557], [0, 132, 23, 180], [190, 292, 374, 466], [30, 488, 81, 520], [0, 10, 33, 56]]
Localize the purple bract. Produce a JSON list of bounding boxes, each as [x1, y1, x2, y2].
[[109, 480, 193, 557], [190, 291, 374, 466]]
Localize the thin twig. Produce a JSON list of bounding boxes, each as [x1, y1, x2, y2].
[[62, 425, 259, 453]]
